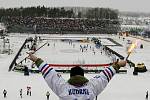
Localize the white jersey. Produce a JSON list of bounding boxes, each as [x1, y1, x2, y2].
[[38, 62, 116, 100]]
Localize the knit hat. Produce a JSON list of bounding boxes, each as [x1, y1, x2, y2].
[[70, 66, 84, 77]]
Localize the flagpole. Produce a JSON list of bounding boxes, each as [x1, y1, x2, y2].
[[17, 42, 48, 65], [126, 52, 131, 60]]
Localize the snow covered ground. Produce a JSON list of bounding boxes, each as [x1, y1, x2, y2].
[[0, 33, 150, 100]]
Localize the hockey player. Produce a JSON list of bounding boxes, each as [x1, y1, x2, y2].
[[27, 52, 126, 100]]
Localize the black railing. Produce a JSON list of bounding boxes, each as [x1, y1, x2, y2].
[[8, 39, 28, 71]]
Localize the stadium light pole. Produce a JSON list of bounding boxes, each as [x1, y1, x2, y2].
[[8, 39, 10, 55]]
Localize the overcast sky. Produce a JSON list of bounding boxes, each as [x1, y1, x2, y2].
[[0, 0, 150, 13]]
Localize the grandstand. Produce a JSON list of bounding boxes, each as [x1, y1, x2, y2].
[[4, 17, 119, 34]]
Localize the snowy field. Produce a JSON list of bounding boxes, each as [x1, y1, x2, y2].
[[0, 33, 150, 100]]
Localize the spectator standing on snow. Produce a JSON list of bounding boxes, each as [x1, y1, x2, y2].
[[20, 89, 23, 98], [46, 91, 50, 100], [95, 96, 97, 100], [27, 86, 31, 96], [3, 89, 7, 98], [27, 52, 126, 100], [100, 51, 102, 55], [146, 90, 148, 100], [93, 51, 96, 55]]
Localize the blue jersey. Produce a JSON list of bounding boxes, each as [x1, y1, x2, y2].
[[38, 62, 116, 100]]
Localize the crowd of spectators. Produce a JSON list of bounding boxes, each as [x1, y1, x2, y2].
[[4, 16, 119, 34]]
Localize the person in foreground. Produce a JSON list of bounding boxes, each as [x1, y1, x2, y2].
[[27, 52, 126, 100]]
